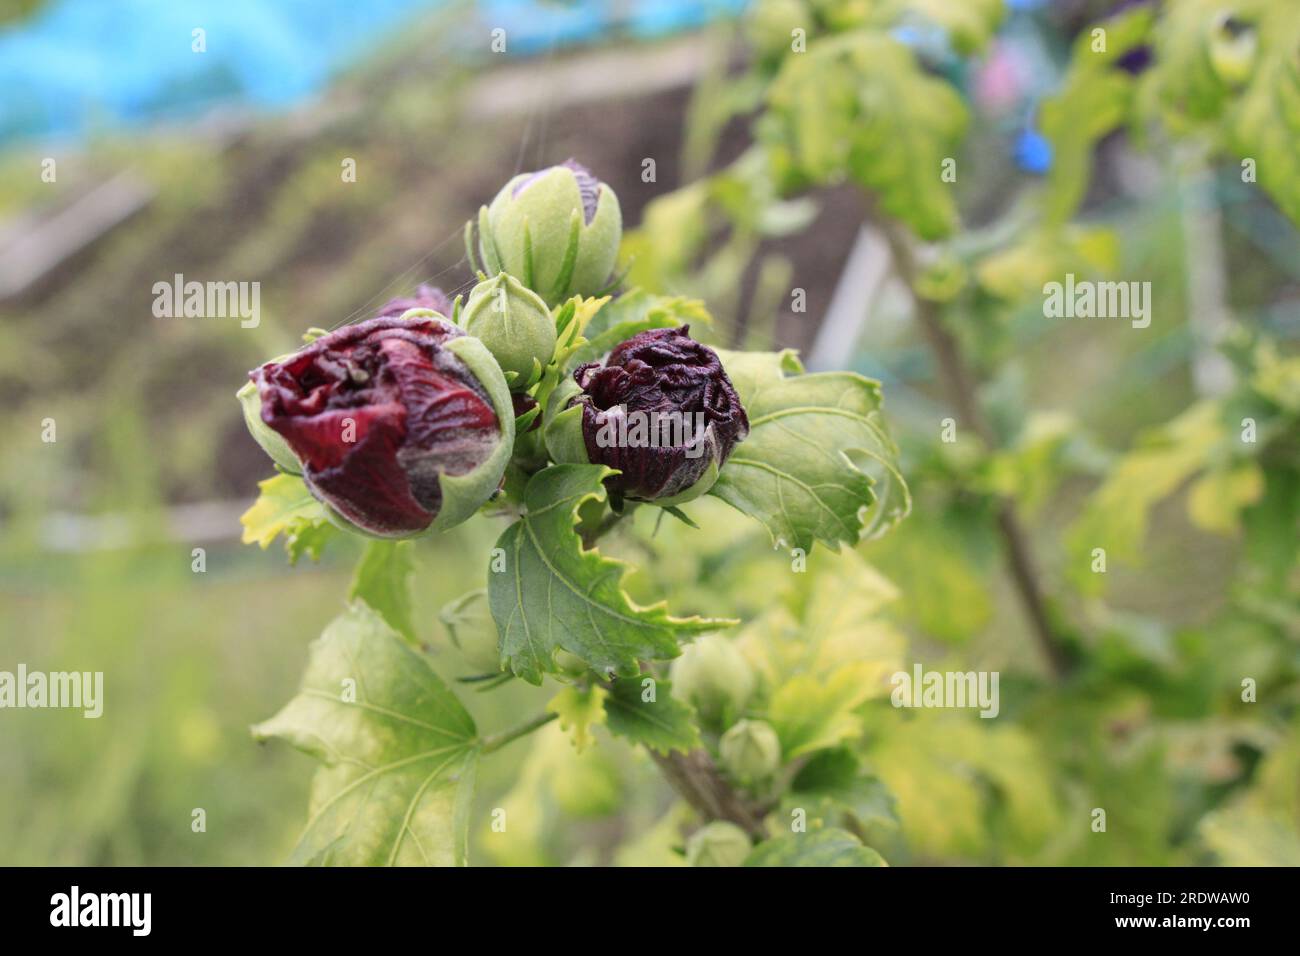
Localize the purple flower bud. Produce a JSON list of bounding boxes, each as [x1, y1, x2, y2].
[[247, 315, 513, 537], [515, 159, 601, 225], [373, 284, 453, 319], [474, 159, 623, 304], [546, 327, 749, 505]]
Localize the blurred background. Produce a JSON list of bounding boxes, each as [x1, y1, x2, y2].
[[1, 0, 1296, 866]]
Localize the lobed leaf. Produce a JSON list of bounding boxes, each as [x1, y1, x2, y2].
[[239, 472, 336, 563], [763, 32, 967, 239], [546, 685, 608, 753], [488, 464, 730, 684], [602, 675, 701, 756], [252, 603, 478, 866], [710, 349, 910, 552]]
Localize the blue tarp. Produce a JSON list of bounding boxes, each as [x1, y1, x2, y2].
[[0, 0, 747, 145]]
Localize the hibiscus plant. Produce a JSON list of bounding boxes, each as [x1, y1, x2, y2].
[[237, 160, 910, 866]]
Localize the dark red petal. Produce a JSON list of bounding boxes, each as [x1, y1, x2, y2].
[[570, 326, 748, 501], [250, 315, 500, 536]]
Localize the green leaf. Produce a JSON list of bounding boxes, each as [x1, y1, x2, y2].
[[1040, 7, 1151, 224], [349, 540, 416, 643], [740, 548, 904, 693], [790, 749, 900, 847], [1200, 809, 1300, 866], [710, 349, 910, 551], [764, 32, 967, 239], [285, 521, 338, 564], [1146, 0, 1251, 128], [252, 603, 478, 866], [1227, 7, 1300, 225], [1187, 462, 1265, 534], [1199, 733, 1300, 865], [865, 712, 1061, 863], [565, 289, 710, 369], [768, 663, 880, 758], [1066, 402, 1224, 593], [975, 226, 1120, 304], [745, 827, 887, 867], [603, 675, 702, 756], [239, 473, 335, 563], [546, 685, 608, 752], [489, 464, 729, 684]]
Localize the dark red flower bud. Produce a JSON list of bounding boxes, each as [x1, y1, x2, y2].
[[248, 315, 513, 537], [373, 284, 453, 319], [545, 326, 749, 505]]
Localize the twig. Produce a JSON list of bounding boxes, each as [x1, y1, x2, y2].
[[878, 218, 1071, 680], [648, 748, 767, 839]]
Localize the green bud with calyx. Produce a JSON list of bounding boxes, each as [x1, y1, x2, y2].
[[542, 327, 750, 508], [719, 719, 782, 786], [669, 634, 754, 730], [685, 821, 752, 867], [440, 589, 501, 673], [470, 159, 622, 305], [460, 273, 557, 391]]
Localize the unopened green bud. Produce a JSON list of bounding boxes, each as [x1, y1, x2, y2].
[[460, 273, 557, 391], [669, 634, 754, 729], [719, 719, 782, 785], [473, 159, 622, 305], [685, 821, 752, 867]]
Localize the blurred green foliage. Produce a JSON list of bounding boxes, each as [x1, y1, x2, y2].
[[2, 0, 1297, 866]]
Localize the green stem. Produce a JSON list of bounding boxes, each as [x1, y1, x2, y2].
[[480, 712, 558, 754]]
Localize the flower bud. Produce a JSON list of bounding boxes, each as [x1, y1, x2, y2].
[[719, 719, 782, 786], [685, 821, 752, 867], [460, 273, 557, 390], [669, 634, 754, 730], [440, 589, 501, 673], [474, 159, 622, 304], [245, 313, 514, 537], [374, 283, 453, 319], [543, 326, 749, 505]]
